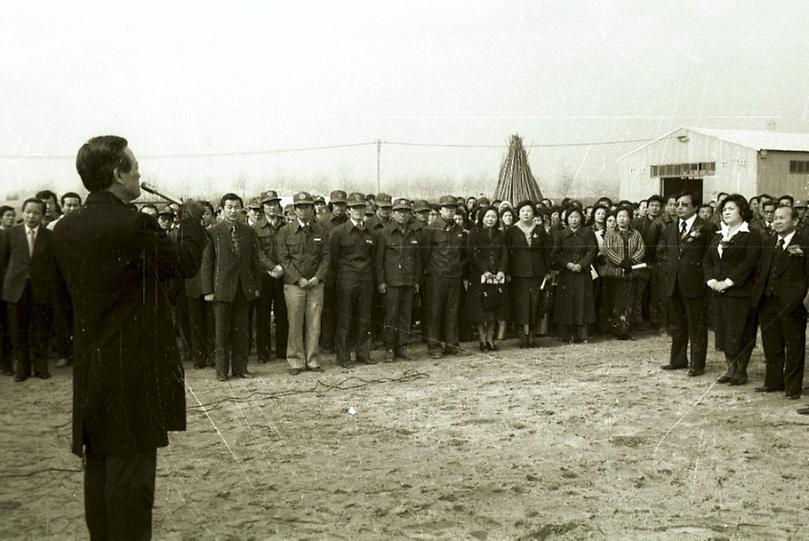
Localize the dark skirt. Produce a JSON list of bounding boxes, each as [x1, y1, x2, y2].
[[465, 280, 502, 323], [510, 277, 542, 326]]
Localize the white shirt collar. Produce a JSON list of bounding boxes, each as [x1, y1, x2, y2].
[[720, 220, 750, 240], [679, 214, 697, 231], [778, 229, 797, 248]]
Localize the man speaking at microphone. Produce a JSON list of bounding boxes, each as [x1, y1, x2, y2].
[[53, 135, 206, 540]]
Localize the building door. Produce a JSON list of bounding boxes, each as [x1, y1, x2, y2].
[[661, 177, 703, 206]]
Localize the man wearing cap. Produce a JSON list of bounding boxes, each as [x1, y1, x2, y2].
[[422, 195, 467, 358], [202, 193, 263, 381], [246, 197, 263, 227], [366, 193, 393, 231], [250, 191, 287, 363], [376, 198, 421, 361], [411, 199, 432, 341], [276, 192, 330, 374], [328, 192, 377, 367], [318, 189, 348, 353]]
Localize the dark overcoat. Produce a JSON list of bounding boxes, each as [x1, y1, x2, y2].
[[53, 191, 206, 457], [552, 227, 597, 326]]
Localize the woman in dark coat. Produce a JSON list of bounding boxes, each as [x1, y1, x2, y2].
[[552, 207, 598, 343], [704, 194, 761, 385], [466, 206, 508, 351], [506, 200, 552, 347]]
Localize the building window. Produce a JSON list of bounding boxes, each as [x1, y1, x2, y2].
[[790, 160, 809, 174], [650, 161, 716, 178]]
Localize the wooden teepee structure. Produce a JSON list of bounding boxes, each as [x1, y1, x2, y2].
[[493, 134, 543, 203]]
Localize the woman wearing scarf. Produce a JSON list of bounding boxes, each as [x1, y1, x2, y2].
[[506, 200, 552, 348], [602, 206, 646, 340], [552, 207, 598, 343], [703, 194, 760, 385]]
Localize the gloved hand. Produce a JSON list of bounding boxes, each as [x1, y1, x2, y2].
[[620, 258, 633, 272]]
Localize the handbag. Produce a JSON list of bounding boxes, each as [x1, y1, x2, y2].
[[480, 281, 505, 310]]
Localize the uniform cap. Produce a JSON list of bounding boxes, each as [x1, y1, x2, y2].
[[413, 199, 431, 213], [376, 193, 393, 207], [329, 190, 348, 204], [346, 192, 367, 207], [438, 195, 456, 208], [260, 190, 281, 204], [292, 192, 315, 206], [392, 198, 412, 211]]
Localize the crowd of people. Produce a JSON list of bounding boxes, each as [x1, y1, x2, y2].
[[2, 179, 809, 398], [4, 135, 809, 539]]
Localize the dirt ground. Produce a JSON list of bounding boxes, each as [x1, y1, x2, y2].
[[3, 329, 809, 540]]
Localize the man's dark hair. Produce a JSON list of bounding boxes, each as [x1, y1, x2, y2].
[[22, 197, 46, 214], [749, 196, 760, 205], [35, 190, 57, 203], [647, 194, 665, 206], [220, 193, 244, 208], [60, 191, 82, 206], [759, 193, 773, 202], [0, 205, 13, 216], [76, 135, 132, 192], [200, 200, 215, 217], [698, 203, 713, 213], [776, 204, 796, 220], [675, 190, 697, 207], [762, 200, 777, 212], [778, 194, 795, 206]]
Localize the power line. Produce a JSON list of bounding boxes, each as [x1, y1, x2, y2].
[[0, 136, 656, 160]]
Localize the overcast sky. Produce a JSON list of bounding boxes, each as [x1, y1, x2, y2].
[[2, 0, 808, 199]]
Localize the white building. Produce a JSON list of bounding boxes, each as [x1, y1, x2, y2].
[[618, 127, 809, 204]]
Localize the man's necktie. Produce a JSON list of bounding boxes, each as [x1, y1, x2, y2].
[[231, 224, 240, 256], [680, 221, 687, 235], [27, 228, 35, 256]]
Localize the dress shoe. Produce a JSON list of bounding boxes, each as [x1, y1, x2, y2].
[[716, 375, 732, 384], [429, 351, 442, 359], [661, 364, 688, 371], [797, 406, 809, 415], [289, 368, 303, 376], [479, 342, 489, 353], [358, 358, 377, 365], [687, 369, 704, 377], [729, 377, 747, 386], [308, 366, 323, 372], [14, 374, 28, 382], [216, 375, 228, 382], [755, 385, 783, 393], [35, 372, 51, 379], [235, 372, 255, 379], [786, 393, 801, 400], [488, 342, 498, 352], [395, 348, 412, 360], [337, 362, 355, 369]]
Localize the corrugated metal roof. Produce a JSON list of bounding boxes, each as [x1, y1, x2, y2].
[[618, 127, 809, 161], [688, 128, 809, 152]]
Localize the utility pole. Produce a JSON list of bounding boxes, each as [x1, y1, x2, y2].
[[376, 139, 382, 193]]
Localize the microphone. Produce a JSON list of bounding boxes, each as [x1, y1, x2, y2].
[[140, 181, 183, 206]]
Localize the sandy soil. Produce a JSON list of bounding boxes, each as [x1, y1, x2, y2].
[[3, 330, 809, 540]]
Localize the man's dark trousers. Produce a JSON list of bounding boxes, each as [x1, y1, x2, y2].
[[84, 447, 157, 541]]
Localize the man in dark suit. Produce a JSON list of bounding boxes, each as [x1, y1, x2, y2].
[[752, 205, 809, 399], [53, 136, 206, 540], [201, 193, 263, 381], [660, 191, 712, 376], [0, 197, 56, 381]]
